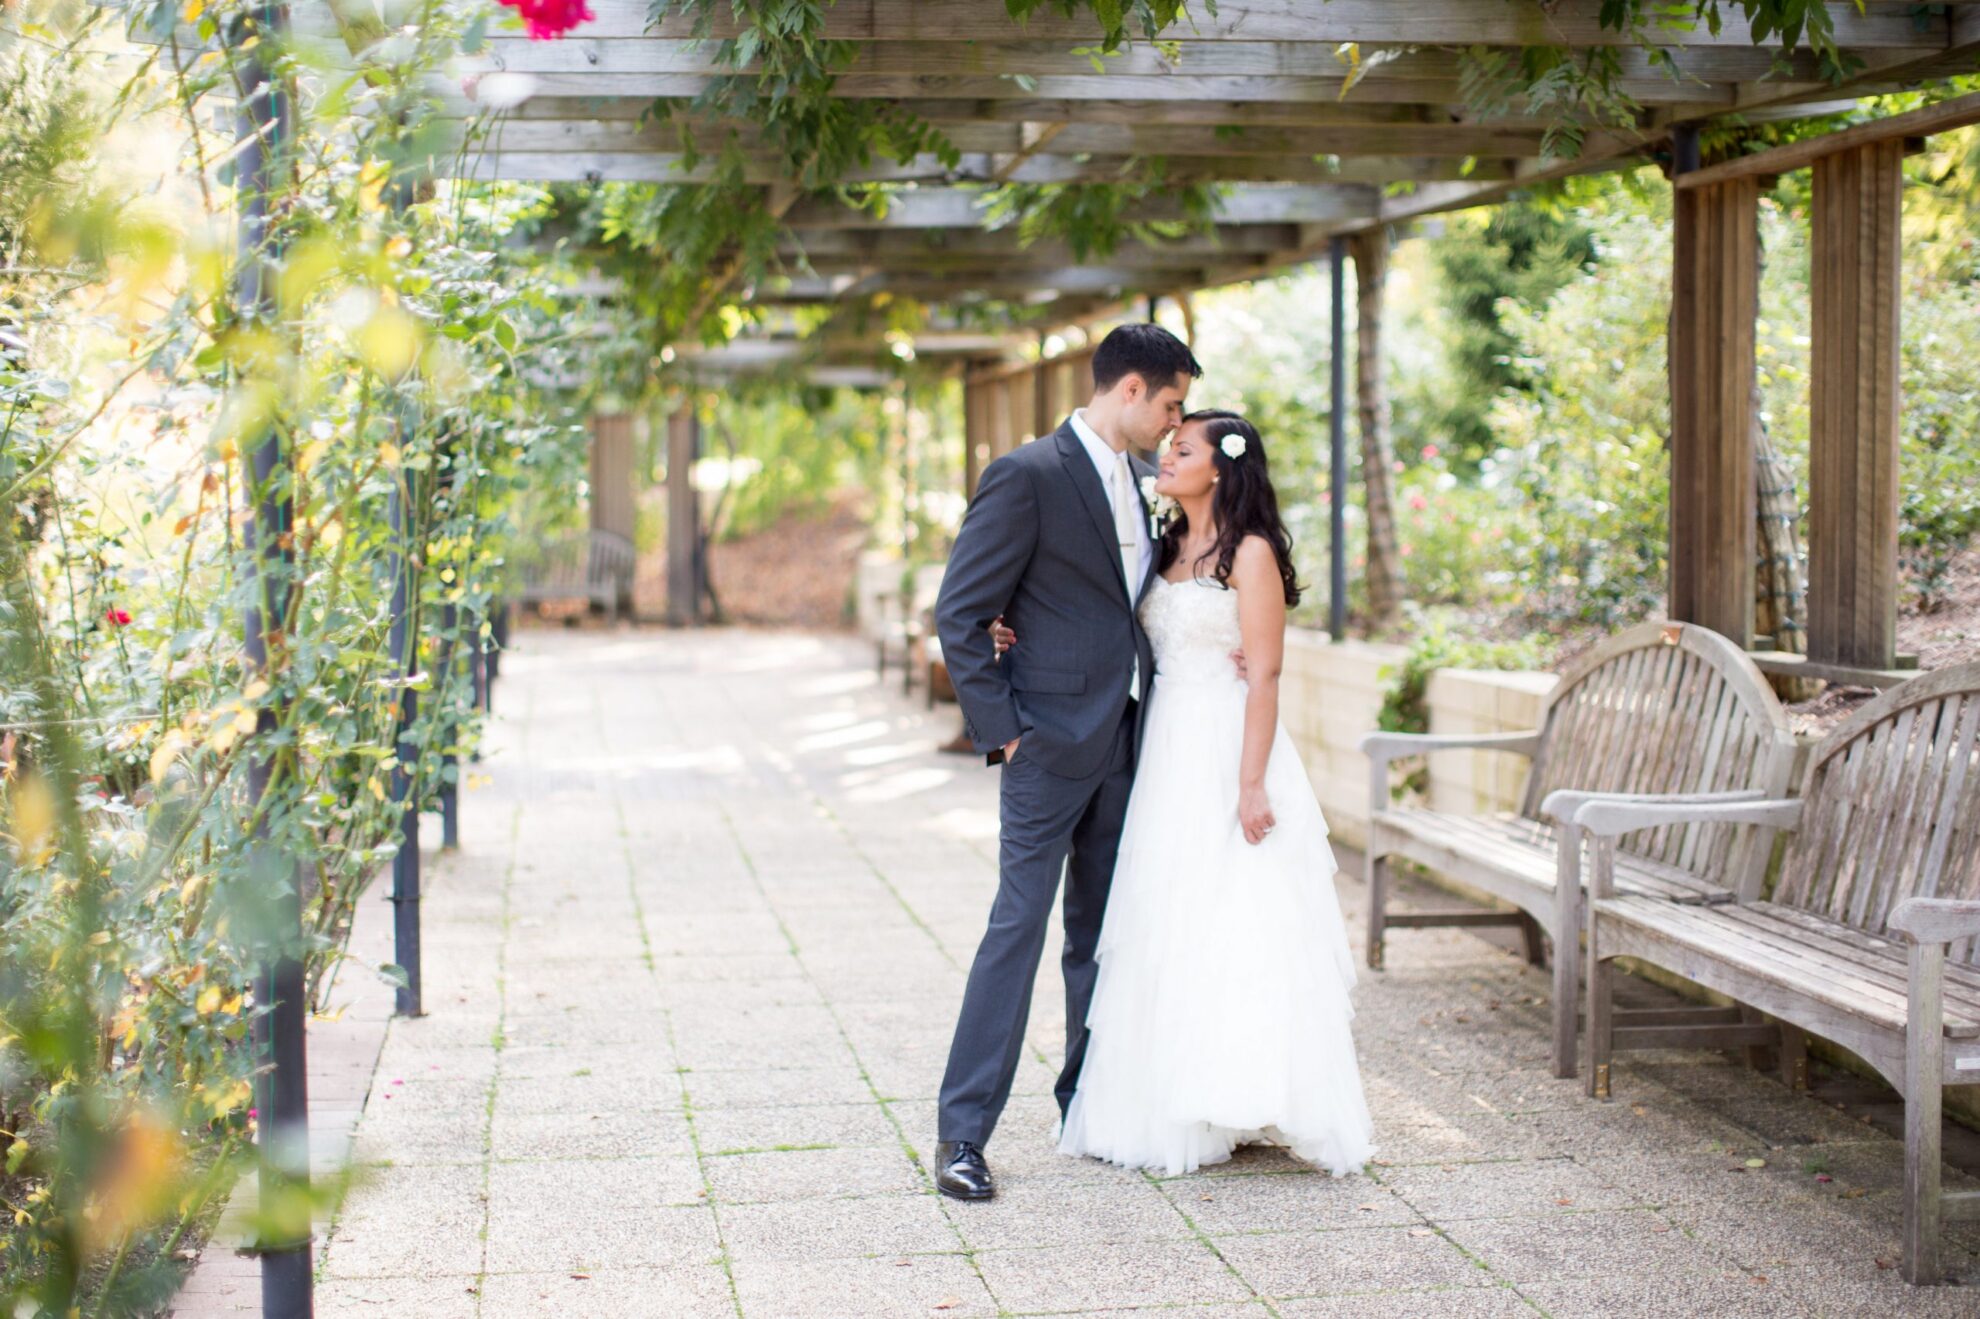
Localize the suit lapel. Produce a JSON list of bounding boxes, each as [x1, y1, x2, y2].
[[1055, 424, 1132, 598], [1129, 452, 1161, 606]]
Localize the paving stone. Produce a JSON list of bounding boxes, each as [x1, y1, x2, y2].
[[1175, 1170, 1423, 1235], [974, 1239, 1255, 1312], [1375, 1157, 1644, 1221], [730, 1251, 995, 1319], [681, 1064, 875, 1110], [1517, 1272, 1815, 1318], [719, 1190, 959, 1261], [693, 1101, 900, 1155], [951, 1174, 1195, 1251], [1272, 1285, 1538, 1317], [483, 1198, 722, 1274], [1444, 1208, 1730, 1283], [1216, 1225, 1489, 1298], [312, 1275, 483, 1317], [474, 1264, 737, 1318], [704, 1144, 926, 1203]]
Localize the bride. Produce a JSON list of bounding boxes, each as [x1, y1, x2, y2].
[[1003, 410, 1376, 1178]]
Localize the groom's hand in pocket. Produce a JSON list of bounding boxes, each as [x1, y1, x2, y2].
[[1002, 737, 1021, 764]]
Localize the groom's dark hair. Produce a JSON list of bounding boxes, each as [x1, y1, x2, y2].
[[1090, 323, 1202, 395]]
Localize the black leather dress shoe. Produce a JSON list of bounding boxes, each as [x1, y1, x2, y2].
[[935, 1140, 994, 1201]]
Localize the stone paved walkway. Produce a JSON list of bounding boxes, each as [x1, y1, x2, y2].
[[309, 628, 1979, 1318]]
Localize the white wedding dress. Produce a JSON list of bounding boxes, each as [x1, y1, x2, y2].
[[1057, 575, 1376, 1177]]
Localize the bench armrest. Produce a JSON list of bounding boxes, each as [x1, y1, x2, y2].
[[1539, 788, 1771, 828], [1358, 730, 1542, 761], [1889, 898, 1980, 946], [1359, 730, 1540, 813], [1566, 795, 1803, 840]]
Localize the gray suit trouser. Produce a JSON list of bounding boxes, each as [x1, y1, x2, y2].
[[937, 703, 1137, 1146]]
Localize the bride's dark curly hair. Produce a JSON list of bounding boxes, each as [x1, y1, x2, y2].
[[1157, 410, 1303, 607]]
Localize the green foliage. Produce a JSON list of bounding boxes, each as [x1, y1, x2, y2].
[[1426, 202, 1597, 474], [983, 159, 1225, 261], [1897, 274, 1980, 614], [1375, 620, 1548, 799], [1, 3, 586, 1309]]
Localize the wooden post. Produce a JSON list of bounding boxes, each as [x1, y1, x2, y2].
[[1669, 135, 1760, 650], [588, 412, 637, 543], [665, 404, 701, 627], [1347, 229, 1404, 633], [963, 372, 983, 498], [1808, 140, 1904, 670]]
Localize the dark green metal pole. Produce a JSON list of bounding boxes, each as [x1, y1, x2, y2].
[[233, 5, 313, 1314]]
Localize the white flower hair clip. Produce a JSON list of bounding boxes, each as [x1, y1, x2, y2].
[[1220, 433, 1247, 461]]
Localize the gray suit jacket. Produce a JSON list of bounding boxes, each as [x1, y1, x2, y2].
[[936, 421, 1159, 779]]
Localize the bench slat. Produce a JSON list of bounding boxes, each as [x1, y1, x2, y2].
[[1711, 903, 1980, 1018], [1597, 894, 1980, 1038], [1382, 810, 1732, 904]]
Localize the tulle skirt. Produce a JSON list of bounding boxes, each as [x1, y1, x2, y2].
[[1057, 674, 1377, 1177]]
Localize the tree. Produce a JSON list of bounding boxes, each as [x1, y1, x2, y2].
[[1348, 230, 1405, 632]]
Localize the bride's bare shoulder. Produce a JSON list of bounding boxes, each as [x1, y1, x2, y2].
[[1231, 535, 1277, 581]]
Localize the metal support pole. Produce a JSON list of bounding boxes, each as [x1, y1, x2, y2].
[[386, 478, 422, 1017], [438, 598, 460, 851], [383, 186, 423, 1017], [233, 7, 313, 1314], [1327, 235, 1349, 642]]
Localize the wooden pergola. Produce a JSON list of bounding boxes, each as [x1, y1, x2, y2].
[[132, 9, 1978, 1309], [301, 0, 1980, 669]]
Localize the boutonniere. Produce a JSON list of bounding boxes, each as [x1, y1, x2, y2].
[[1138, 474, 1178, 540]]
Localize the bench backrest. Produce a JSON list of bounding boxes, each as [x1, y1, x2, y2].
[[1521, 621, 1798, 896], [1775, 663, 1980, 966], [588, 529, 636, 590]]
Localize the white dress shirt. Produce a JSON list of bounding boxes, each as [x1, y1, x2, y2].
[[1069, 409, 1154, 594], [1070, 409, 1151, 700]]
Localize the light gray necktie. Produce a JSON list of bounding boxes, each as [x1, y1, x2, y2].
[[1111, 450, 1142, 700]]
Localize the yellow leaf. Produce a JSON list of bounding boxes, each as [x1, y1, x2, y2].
[[8, 771, 56, 866], [232, 706, 258, 736], [182, 0, 205, 20], [150, 729, 192, 784], [88, 930, 111, 946], [220, 993, 243, 1015], [367, 776, 386, 802], [195, 985, 222, 1015], [207, 721, 241, 756], [243, 679, 270, 702], [180, 873, 206, 906]]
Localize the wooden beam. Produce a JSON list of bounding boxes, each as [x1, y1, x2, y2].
[[780, 184, 1379, 229], [1807, 138, 1903, 670], [1675, 90, 1980, 188], [448, 145, 1514, 186], [463, 116, 1572, 158], [1668, 168, 1761, 649], [572, 0, 1950, 49], [456, 36, 1937, 82]]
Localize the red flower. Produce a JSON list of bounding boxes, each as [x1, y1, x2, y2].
[[104, 606, 132, 626], [499, 0, 593, 39], [1421, 444, 1440, 460], [1408, 494, 1428, 511]]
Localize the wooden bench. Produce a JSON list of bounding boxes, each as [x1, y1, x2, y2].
[[517, 529, 636, 623], [1568, 662, 1980, 1285], [1358, 620, 1800, 1080]]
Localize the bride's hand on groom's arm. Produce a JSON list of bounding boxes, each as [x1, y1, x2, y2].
[[1239, 783, 1275, 845], [990, 616, 1017, 656]]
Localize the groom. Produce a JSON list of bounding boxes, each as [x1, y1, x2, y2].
[[931, 324, 1201, 1200]]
